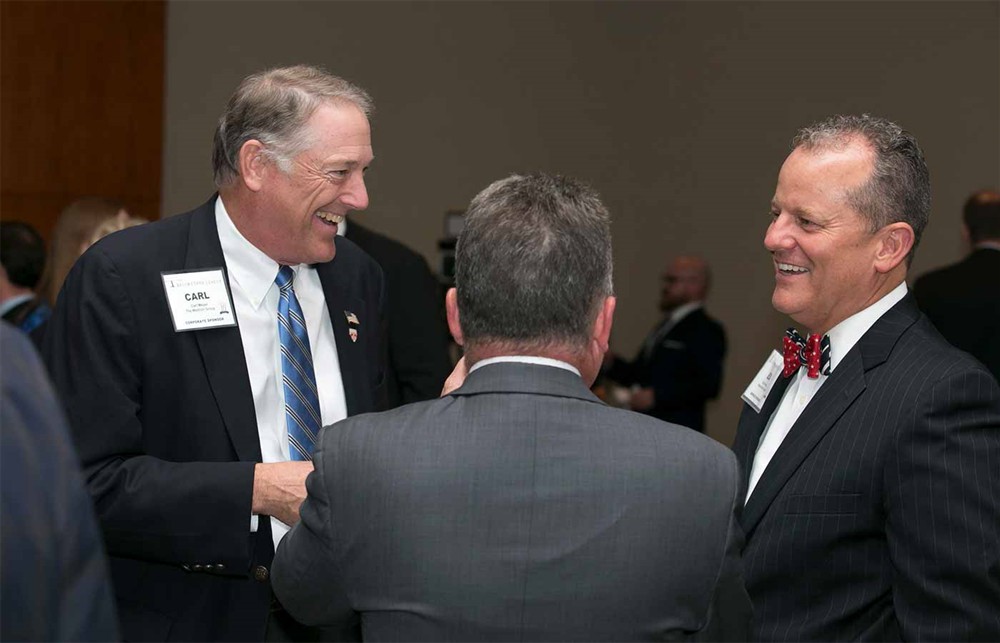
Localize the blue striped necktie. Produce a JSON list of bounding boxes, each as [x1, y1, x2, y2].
[[275, 266, 321, 461]]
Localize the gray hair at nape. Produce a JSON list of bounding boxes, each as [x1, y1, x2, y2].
[[211, 65, 373, 188], [455, 173, 614, 353], [793, 113, 931, 265]]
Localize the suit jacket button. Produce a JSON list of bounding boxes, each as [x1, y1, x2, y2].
[[214, 564, 225, 572], [253, 565, 269, 582], [192, 564, 204, 571]]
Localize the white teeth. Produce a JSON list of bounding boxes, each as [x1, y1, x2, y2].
[[316, 211, 344, 224], [777, 262, 808, 273]]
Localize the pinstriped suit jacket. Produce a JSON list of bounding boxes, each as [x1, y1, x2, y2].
[[733, 295, 1000, 641]]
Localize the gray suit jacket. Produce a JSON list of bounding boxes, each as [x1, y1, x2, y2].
[[273, 362, 751, 641]]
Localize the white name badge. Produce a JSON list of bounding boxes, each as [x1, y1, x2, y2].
[[741, 350, 784, 413], [161, 268, 237, 332]]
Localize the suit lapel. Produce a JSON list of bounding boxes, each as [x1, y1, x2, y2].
[[186, 199, 262, 462], [741, 354, 866, 536], [316, 249, 365, 416], [740, 295, 921, 537]]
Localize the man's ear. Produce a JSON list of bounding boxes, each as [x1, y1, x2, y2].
[[445, 288, 463, 347], [238, 140, 268, 192], [592, 296, 616, 353], [874, 222, 915, 274]]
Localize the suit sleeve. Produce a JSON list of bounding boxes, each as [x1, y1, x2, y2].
[[698, 450, 752, 641], [272, 441, 356, 629], [41, 247, 257, 572], [885, 364, 1000, 640]]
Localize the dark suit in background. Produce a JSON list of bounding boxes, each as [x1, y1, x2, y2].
[[42, 200, 385, 641], [608, 307, 726, 432], [1, 323, 119, 642], [733, 296, 1000, 640], [914, 247, 1000, 382], [345, 220, 452, 406], [275, 362, 749, 641]]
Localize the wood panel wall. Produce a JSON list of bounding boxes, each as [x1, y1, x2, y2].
[[1, 0, 165, 238]]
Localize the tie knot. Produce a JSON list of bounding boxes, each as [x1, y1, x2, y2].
[[275, 265, 294, 291]]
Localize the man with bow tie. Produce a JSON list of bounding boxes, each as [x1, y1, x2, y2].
[[732, 114, 1000, 641]]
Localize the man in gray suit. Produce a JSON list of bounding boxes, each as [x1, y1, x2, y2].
[[272, 173, 751, 641]]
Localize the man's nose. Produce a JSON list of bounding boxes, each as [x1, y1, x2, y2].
[[342, 174, 369, 211], [764, 214, 793, 252]]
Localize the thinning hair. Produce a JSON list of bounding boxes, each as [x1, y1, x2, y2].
[[793, 114, 930, 264], [212, 65, 373, 187], [963, 189, 1000, 243], [456, 173, 614, 352]]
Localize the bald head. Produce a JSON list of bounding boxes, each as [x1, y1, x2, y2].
[[659, 255, 711, 312]]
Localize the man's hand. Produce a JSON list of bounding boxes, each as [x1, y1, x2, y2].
[[441, 356, 468, 396], [630, 387, 655, 411], [252, 461, 313, 526]]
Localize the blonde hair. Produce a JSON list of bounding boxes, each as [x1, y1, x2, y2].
[[38, 197, 127, 305], [89, 211, 148, 247]]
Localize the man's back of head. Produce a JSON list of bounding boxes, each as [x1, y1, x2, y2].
[[451, 173, 615, 382]]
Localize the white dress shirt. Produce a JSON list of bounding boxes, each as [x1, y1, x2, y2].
[[216, 197, 347, 548], [746, 281, 908, 502]]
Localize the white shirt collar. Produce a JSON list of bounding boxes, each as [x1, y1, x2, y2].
[[470, 355, 581, 377], [826, 281, 908, 372], [0, 293, 35, 317], [216, 196, 307, 310], [669, 301, 703, 324]]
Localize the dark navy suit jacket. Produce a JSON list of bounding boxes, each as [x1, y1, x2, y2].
[[41, 197, 387, 641]]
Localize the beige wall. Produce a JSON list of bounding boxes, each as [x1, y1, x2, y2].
[[164, 1, 1000, 446]]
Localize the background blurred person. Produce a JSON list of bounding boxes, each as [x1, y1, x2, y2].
[[603, 255, 726, 433], [914, 189, 1000, 382], [0, 221, 51, 337], [38, 196, 128, 306]]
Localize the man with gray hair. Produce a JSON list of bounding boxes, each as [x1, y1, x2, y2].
[[272, 173, 751, 641], [43, 65, 387, 640], [733, 115, 1000, 640]]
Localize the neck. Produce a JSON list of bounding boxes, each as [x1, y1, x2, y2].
[[218, 186, 275, 262], [0, 283, 33, 304]]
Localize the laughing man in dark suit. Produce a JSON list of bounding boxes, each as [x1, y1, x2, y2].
[[273, 173, 751, 641], [42, 66, 386, 641], [733, 115, 1000, 641]]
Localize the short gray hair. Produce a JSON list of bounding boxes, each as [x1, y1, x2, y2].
[[455, 173, 614, 352], [212, 65, 373, 187], [793, 114, 930, 264]]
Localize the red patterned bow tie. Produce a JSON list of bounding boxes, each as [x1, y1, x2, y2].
[[782, 328, 831, 379]]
